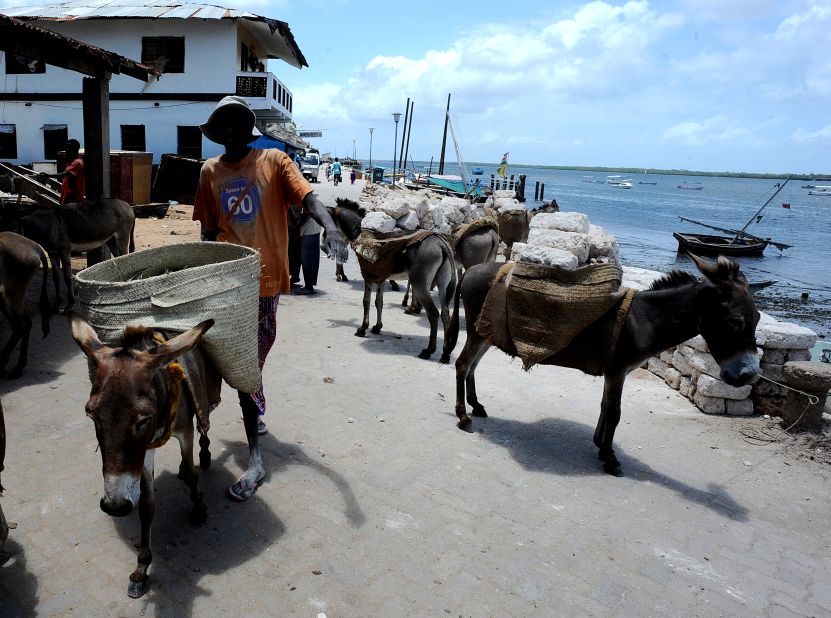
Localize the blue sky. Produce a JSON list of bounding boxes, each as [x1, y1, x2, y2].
[[254, 0, 829, 175]]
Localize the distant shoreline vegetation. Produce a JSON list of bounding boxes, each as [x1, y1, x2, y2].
[[464, 164, 828, 181]]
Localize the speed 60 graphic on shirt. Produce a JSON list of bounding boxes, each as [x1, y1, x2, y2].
[[220, 178, 262, 222]]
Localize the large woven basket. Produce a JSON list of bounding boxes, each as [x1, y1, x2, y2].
[[74, 242, 262, 393]]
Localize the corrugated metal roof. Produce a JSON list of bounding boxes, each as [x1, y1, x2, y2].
[[1, 1, 308, 67]]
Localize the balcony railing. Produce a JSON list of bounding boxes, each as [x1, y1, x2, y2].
[[235, 71, 292, 122]]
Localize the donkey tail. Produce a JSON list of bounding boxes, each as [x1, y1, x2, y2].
[[129, 218, 136, 253], [37, 244, 51, 337]]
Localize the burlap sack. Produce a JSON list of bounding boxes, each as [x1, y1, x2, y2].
[[73, 242, 261, 393], [496, 210, 529, 244], [477, 262, 630, 370], [353, 229, 434, 283]]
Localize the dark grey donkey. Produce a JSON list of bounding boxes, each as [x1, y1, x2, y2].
[[2, 199, 135, 312], [329, 198, 457, 362], [446, 254, 760, 476], [0, 231, 50, 379]]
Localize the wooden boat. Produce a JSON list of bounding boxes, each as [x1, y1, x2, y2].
[[808, 186, 831, 196], [673, 178, 793, 256], [673, 232, 769, 256]]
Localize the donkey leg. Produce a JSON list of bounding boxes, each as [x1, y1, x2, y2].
[[0, 306, 22, 377], [370, 284, 384, 334], [176, 424, 207, 524], [455, 333, 491, 427], [401, 280, 410, 307], [412, 278, 438, 359], [60, 252, 74, 312], [198, 432, 211, 470], [596, 373, 626, 476], [389, 279, 400, 292], [355, 282, 371, 337], [8, 312, 32, 380], [437, 270, 456, 364], [128, 452, 155, 598]]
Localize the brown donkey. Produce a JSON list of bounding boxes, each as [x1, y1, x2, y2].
[[69, 315, 235, 598], [0, 231, 50, 378]]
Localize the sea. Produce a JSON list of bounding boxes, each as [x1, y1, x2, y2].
[[377, 160, 831, 341]]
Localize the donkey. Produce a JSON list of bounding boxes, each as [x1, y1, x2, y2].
[[447, 254, 760, 476], [0, 232, 51, 379], [329, 198, 456, 362], [69, 314, 263, 598], [5, 199, 135, 312]]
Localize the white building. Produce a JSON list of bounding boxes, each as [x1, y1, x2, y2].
[[0, 0, 307, 164]]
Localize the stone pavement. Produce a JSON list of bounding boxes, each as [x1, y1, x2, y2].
[[1, 178, 830, 616]]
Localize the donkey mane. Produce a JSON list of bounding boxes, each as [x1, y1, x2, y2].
[[648, 270, 699, 291], [120, 326, 155, 353], [335, 197, 366, 218]]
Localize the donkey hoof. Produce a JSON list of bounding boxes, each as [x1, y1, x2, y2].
[[127, 577, 148, 599], [456, 415, 472, 430], [417, 349, 433, 360], [389, 281, 400, 291], [355, 329, 367, 337], [7, 368, 23, 380], [471, 405, 488, 418], [438, 353, 450, 364], [370, 325, 382, 335]]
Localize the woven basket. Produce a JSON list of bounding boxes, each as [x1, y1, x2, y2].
[[74, 242, 262, 393]]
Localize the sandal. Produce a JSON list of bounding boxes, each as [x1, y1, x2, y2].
[[228, 476, 264, 502]]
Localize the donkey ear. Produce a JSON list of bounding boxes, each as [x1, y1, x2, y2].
[[688, 252, 717, 279], [67, 312, 106, 360], [142, 319, 214, 369]]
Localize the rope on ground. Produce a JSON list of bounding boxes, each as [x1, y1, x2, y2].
[[739, 375, 820, 445]]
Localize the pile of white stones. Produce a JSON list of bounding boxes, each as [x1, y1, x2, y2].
[[511, 211, 620, 269], [357, 184, 491, 234]]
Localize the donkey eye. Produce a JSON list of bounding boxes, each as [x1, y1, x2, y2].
[[135, 416, 153, 433]]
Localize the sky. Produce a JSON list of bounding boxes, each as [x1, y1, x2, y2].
[[250, 0, 829, 175]]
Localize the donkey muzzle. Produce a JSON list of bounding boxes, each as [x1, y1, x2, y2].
[[719, 351, 760, 387], [100, 496, 134, 517], [100, 473, 140, 517]]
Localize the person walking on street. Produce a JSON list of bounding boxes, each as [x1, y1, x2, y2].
[[193, 95, 348, 501], [350, 167, 356, 185], [38, 138, 85, 204], [332, 158, 342, 186]]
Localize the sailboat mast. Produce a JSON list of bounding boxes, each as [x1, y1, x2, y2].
[[403, 102, 414, 177], [438, 93, 450, 175], [738, 176, 791, 234], [399, 98, 410, 174], [447, 113, 469, 189]]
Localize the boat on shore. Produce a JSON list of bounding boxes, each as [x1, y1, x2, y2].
[[673, 178, 793, 256], [808, 186, 831, 196], [673, 232, 770, 256]]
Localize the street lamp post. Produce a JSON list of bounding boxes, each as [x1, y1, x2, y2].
[[392, 112, 402, 188], [368, 127, 374, 179]]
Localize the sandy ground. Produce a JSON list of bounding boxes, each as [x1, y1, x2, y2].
[[2, 175, 831, 616]]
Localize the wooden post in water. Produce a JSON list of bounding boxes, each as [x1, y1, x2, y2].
[[534, 181, 540, 201], [490, 174, 495, 191], [517, 175, 526, 202], [539, 183, 545, 201]]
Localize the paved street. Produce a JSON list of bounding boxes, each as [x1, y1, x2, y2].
[[1, 177, 830, 616]]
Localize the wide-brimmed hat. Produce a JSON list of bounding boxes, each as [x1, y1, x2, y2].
[[200, 95, 262, 144]]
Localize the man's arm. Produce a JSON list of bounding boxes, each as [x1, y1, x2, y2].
[[302, 192, 349, 263]]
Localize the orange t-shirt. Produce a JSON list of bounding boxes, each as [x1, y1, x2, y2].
[[193, 149, 313, 296]]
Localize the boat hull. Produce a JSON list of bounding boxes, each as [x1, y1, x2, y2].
[[673, 232, 769, 257]]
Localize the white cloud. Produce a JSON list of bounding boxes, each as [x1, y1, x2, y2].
[[662, 115, 765, 147], [791, 124, 831, 144]]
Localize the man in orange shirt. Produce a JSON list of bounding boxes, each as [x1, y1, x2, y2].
[[39, 138, 85, 203], [194, 96, 347, 501]]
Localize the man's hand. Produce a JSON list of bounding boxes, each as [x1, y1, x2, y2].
[[322, 228, 349, 263]]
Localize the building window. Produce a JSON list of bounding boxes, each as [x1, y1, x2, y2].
[[0, 124, 18, 158], [42, 124, 68, 160], [141, 37, 185, 73], [121, 125, 146, 152], [288, 95, 292, 113], [5, 53, 45, 74], [177, 126, 202, 159]]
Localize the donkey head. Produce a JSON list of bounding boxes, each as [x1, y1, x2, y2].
[[68, 314, 213, 517], [330, 198, 366, 242], [689, 254, 760, 387]]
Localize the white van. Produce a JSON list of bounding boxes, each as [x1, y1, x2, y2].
[[301, 149, 321, 182]]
